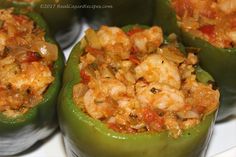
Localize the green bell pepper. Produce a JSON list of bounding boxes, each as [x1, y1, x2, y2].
[[58, 25, 217, 157], [0, 0, 81, 49], [0, 9, 64, 156], [153, 0, 236, 121], [82, 0, 154, 29]]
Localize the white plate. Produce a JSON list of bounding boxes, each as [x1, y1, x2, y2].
[[18, 118, 236, 157], [19, 24, 236, 157]]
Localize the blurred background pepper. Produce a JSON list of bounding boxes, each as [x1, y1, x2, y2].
[[0, 0, 81, 49], [0, 8, 64, 156], [153, 0, 236, 121]]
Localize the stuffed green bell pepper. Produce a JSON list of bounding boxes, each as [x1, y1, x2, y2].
[[0, 8, 64, 156], [58, 25, 220, 157], [82, 0, 153, 29], [0, 0, 81, 49], [154, 0, 236, 121]]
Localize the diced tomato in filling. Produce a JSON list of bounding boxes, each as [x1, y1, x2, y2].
[[195, 106, 206, 114], [198, 25, 215, 39], [13, 15, 28, 24], [0, 86, 4, 91], [126, 27, 144, 36], [85, 46, 103, 56], [142, 108, 164, 131], [24, 51, 42, 62], [232, 23, 236, 28], [130, 46, 139, 54], [223, 39, 232, 48], [129, 54, 140, 65], [80, 69, 90, 84], [172, 0, 193, 17], [48, 64, 53, 71], [231, 18, 236, 28], [108, 123, 123, 132]]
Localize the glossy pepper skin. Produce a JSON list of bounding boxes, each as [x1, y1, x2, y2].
[[153, 0, 236, 121], [0, 9, 64, 156], [82, 0, 154, 29], [58, 25, 217, 157], [0, 0, 81, 49]]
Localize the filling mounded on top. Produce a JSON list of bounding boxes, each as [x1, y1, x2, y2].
[[73, 25, 219, 138], [0, 9, 58, 117], [172, 0, 236, 48]]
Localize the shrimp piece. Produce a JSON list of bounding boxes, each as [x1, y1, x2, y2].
[[99, 78, 127, 100], [114, 60, 136, 85], [218, 0, 236, 14], [84, 77, 127, 119], [97, 26, 131, 59], [83, 89, 109, 119], [115, 69, 136, 85], [130, 26, 163, 53], [135, 54, 181, 89], [84, 78, 127, 119], [89, 78, 127, 101], [136, 81, 185, 111]]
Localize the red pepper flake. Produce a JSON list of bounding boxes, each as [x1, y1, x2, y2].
[[129, 54, 140, 65], [142, 108, 164, 131], [24, 51, 42, 62], [85, 46, 103, 56], [198, 25, 215, 39], [126, 27, 144, 36], [80, 69, 90, 84]]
